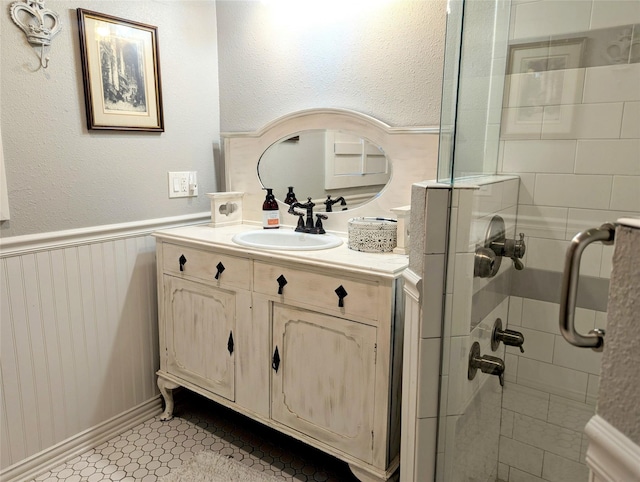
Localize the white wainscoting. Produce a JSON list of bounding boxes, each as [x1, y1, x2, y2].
[[585, 415, 640, 482], [0, 213, 209, 481]]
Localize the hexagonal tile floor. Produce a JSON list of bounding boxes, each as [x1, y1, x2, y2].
[[30, 391, 361, 481]]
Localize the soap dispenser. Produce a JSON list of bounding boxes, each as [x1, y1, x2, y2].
[[262, 188, 280, 229], [284, 186, 297, 205]]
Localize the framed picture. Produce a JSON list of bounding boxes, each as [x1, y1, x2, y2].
[[77, 9, 164, 131], [502, 38, 585, 137]]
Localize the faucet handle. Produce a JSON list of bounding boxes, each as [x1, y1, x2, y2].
[[314, 214, 327, 234], [491, 318, 525, 353], [510, 233, 526, 270], [288, 205, 306, 232], [468, 342, 505, 386]]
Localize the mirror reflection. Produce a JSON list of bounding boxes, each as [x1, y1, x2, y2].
[[257, 129, 391, 212]]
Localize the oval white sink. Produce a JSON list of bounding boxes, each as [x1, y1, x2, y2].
[[232, 229, 343, 251]]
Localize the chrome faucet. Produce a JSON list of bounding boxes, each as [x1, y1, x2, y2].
[[288, 197, 326, 234]]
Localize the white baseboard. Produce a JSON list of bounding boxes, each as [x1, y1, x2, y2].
[[0, 397, 162, 482], [585, 414, 640, 482]]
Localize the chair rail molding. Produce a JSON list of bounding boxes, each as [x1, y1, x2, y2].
[[0, 212, 210, 257], [585, 414, 640, 482]]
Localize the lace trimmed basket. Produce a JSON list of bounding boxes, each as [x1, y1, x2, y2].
[[347, 217, 398, 253]]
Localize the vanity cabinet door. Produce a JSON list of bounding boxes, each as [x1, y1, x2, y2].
[[271, 304, 377, 464], [163, 275, 236, 401]]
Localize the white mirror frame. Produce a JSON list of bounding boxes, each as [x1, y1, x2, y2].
[[222, 108, 439, 233]]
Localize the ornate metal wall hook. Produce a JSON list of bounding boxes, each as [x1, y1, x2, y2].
[[10, 0, 61, 69], [39, 44, 49, 68]]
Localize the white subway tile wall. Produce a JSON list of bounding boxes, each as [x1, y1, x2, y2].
[[500, 297, 606, 479], [582, 63, 640, 103], [438, 177, 521, 481], [532, 174, 614, 209], [415, 417, 439, 478], [589, 0, 640, 29], [421, 254, 446, 339], [500, 4, 639, 477], [516, 357, 589, 403], [503, 140, 577, 173], [540, 102, 625, 140], [505, 327, 555, 363], [405, 183, 451, 481], [516, 205, 569, 240], [547, 395, 594, 433], [499, 436, 544, 477], [431, 3, 638, 480], [511, 1, 592, 39], [505, 353, 519, 384], [501, 106, 544, 139], [541, 452, 589, 482], [509, 466, 545, 482], [502, 385, 550, 421], [418, 337, 443, 418], [621, 101, 640, 138], [551, 335, 603, 374], [574, 139, 640, 175], [512, 412, 583, 461], [610, 175, 640, 211]]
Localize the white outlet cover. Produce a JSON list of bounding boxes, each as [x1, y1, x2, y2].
[[168, 171, 197, 198]]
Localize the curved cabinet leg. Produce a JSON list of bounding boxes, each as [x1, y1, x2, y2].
[[157, 377, 180, 421]]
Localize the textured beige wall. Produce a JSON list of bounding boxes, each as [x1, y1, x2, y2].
[[598, 225, 640, 444], [216, 0, 447, 132], [1, 1, 220, 237]]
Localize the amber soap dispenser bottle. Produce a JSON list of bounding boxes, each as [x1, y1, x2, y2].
[[262, 188, 280, 229]]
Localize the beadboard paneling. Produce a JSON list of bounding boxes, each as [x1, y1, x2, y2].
[[0, 233, 159, 470]]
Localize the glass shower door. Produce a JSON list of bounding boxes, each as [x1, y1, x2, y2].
[[435, 0, 514, 480], [489, 1, 639, 481], [436, 0, 639, 481]]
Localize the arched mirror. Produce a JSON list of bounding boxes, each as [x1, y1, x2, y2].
[[257, 129, 391, 212], [223, 108, 438, 230]]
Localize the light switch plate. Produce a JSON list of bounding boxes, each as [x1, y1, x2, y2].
[[168, 171, 198, 198]]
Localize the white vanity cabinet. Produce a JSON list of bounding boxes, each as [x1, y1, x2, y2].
[[271, 304, 377, 464], [157, 242, 255, 407], [154, 226, 406, 482], [163, 276, 239, 401]]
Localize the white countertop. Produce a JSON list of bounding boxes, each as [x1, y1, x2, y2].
[[153, 224, 409, 278]]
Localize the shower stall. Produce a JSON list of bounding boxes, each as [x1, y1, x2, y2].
[[402, 0, 639, 481]]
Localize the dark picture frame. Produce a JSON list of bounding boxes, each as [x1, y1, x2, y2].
[[77, 9, 164, 131]]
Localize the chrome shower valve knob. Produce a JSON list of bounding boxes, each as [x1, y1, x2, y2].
[[468, 342, 505, 387], [491, 318, 525, 353], [474, 215, 527, 278]]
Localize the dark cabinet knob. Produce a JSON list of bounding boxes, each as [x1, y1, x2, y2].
[[179, 254, 187, 271], [272, 346, 280, 373], [335, 285, 348, 307], [227, 331, 234, 355], [215, 262, 225, 280], [277, 275, 287, 295]]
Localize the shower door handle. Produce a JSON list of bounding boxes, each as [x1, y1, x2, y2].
[[559, 223, 615, 352]]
